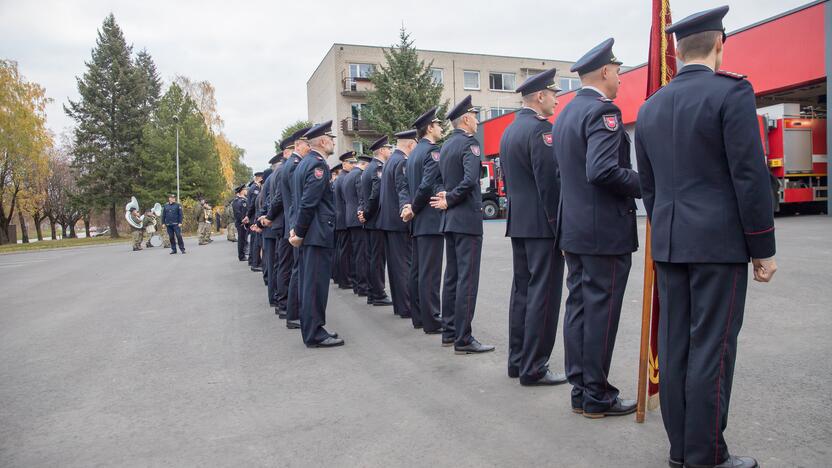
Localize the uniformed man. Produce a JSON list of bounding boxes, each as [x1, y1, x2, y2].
[[291, 120, 344, 348], [430, 95, 494, 354], [330, 162, 343, 284], [551, 38, 641, 418], [129, 207, 144, 251], [334, 152, 358, 291], [246, 172, 264, 271], [379, 129, 418, 321], [636, 7, 776, 468], [345, 154, 371, 297], [143, 208, 158, 248], [260, 136, 302, 318], [232, 184, 248, 261], [400, 107, 445, 336], [257, 155, 283, 310], [162, 193, 185, 254], [264, 126, 312, 329], [359, 136, 393, 307], [500, 68, 568, 386], [225, 199, 237, 242]]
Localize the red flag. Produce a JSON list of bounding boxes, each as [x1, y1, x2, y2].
[[637, 0, 675, 423]]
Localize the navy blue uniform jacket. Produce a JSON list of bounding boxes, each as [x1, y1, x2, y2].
[[552, 88, 641, 255], [404, 138, 444, 237], [378, 149, 409, 232], [500, 108, 559, 239], [635, 64, 775, 263], [342, 168, 363, 229], [438, 129, 483, 236], [359, 158, 384, 230], [333, 173, 348, 231], [292, 150, 335, 248]]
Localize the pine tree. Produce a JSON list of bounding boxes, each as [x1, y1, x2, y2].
[[135, 48, 162, 122], [135, 83, 225, 205], [363, 28, 448, 140], [64, 14, 145, 237]]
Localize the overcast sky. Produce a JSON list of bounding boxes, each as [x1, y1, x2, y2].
[[0, 0, 810, 170]]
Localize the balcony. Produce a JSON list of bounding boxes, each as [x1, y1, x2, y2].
[[341, 117, 381, 137], [341, 71, 375, 97]]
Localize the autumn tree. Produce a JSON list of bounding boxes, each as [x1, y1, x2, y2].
[[136, 83, 225, 205], [0, 60, 52, 244], [363, 28, 448, 140]]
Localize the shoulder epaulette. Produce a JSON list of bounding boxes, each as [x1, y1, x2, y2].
[[716, 70, 746, 80]]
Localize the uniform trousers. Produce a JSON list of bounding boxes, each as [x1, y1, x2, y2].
[[442, 233, 482, 347], [298, 245, 333, 346], [349, 227, 369, 295], [413, 235, 444, 332], [384, 231, 412, 318], [366, 229, 387, 301]]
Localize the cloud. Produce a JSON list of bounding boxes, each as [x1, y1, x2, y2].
[[0, 0, 809, 170]]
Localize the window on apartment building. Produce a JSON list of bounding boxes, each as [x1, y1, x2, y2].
[[349, 63, 375, 79], [463, 70, 480, 90], [351, 103, 364, 120], [490, 107, 518, 118], [430, 68, 444, 85], [558, 77, 581, 91], [489, 72, 516, 91]]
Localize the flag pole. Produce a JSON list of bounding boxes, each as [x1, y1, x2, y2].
[[636, 223, 654, 423]]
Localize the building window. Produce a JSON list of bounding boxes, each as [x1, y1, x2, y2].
[[349, 63, 375, 79], [430, 68, 444, 85], [352, 140, 364, 154], [351, 103, 364, 119], [558, 77, 581, 91], [489, 72, 516, 91], [463, 70, 480, 90], [491, 107, 518, 118]]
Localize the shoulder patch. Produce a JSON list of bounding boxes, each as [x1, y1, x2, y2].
[[314, 168, 324, 179], [431, 151, 440, 161], [602, 114, 619, 131], [542, 132, 553, 146], [470, 145, 481, 157], [716, 70, 746, 80]]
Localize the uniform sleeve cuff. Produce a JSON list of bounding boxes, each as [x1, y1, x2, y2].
[[746, 229, 776, 260]]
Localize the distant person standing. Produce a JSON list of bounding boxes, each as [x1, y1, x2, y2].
[[162, 193, 185, 254], [129, 208, 144, 251], [246, 172, 265, 271], [143, 208, 159, 248], [232, 184, 248, 261], [225, 199, 237, 242], [196, 198, 214, 245]]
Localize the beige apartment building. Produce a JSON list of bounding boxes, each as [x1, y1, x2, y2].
[[307, 43, 579, 158]]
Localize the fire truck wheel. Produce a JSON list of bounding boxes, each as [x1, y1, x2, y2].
[[482, 200, 499, 220]]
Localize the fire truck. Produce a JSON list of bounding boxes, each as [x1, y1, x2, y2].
[[479, 160, 505, 219], [757, 103, 828, 212]]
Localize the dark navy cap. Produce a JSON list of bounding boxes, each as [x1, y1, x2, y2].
[[394, 129, 418, 140], [254, 171, 264, 177], [357, 154, 373, 162], [331, 163, 342, 173], [234, 184, 246, 193], [262, 168, 273, 180], [447, 95, 478, 121], [279, 137, 295, 151], [292, 126, 312, 142], [339, 150, 357, 162], [268, 154, 282, 164], [412, 106, 441, 129], [516, 68, 561, 96], [303, 120, 335, 140], [667, 5, 729, 42], [369, 135, 392, 152], [570, 38, 623, 75]]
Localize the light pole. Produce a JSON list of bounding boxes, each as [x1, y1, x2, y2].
[[173, 115, 180, 201]]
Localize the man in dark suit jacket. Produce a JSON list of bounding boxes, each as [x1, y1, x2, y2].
[[290, 121, 343, 348], [246, 172, 264, 271], [379, 129, 418, 322], [636, 7, 776, 468], [499, 68, 567, 386], [345, 155, 371, 297], [551, 38, 641, 419], [430, 95, 494, 354], [334, 151, 358, 291], [257, 157, 282, 310], [231, 187, 247, 260], [359, 136, 393, 306], [400, 107, 446, 336]]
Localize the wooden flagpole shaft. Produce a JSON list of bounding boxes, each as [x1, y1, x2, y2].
[[636, 221, 654, 423]]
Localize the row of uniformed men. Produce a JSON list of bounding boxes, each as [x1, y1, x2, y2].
[[231, 5, 775, 467]]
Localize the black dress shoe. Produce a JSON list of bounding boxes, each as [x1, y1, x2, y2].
[[507, 367, 519, 378], [328, 332, 339, 339], [424, 328, 442, 335], [277, 310, 287, 319], [454, 339, 495, 355], [583, 397, 637, 419], [572, 406, 583, 415], [338, 284, 352, 290], [441, 336, 455, 347], [685, 456, 758, 468], [372, 298, 393, 306], [520, 370, 567, 386], [285, 319, 301, 329], [239, 258, 247, 262], [170, 251, 177, 255], [308, 336, 344, 348], [357, 292, 368, 297], [399, 314, 412, 319], [251, 267, 263, 272]]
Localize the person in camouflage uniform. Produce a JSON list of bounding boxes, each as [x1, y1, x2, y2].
[[196, 199, 214, 245], [225, 199, 237, 242], [143, 209, 158, 248], [129, 208, 144, 251]]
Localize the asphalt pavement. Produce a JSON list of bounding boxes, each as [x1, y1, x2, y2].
[[1, 215, 830, 467]]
